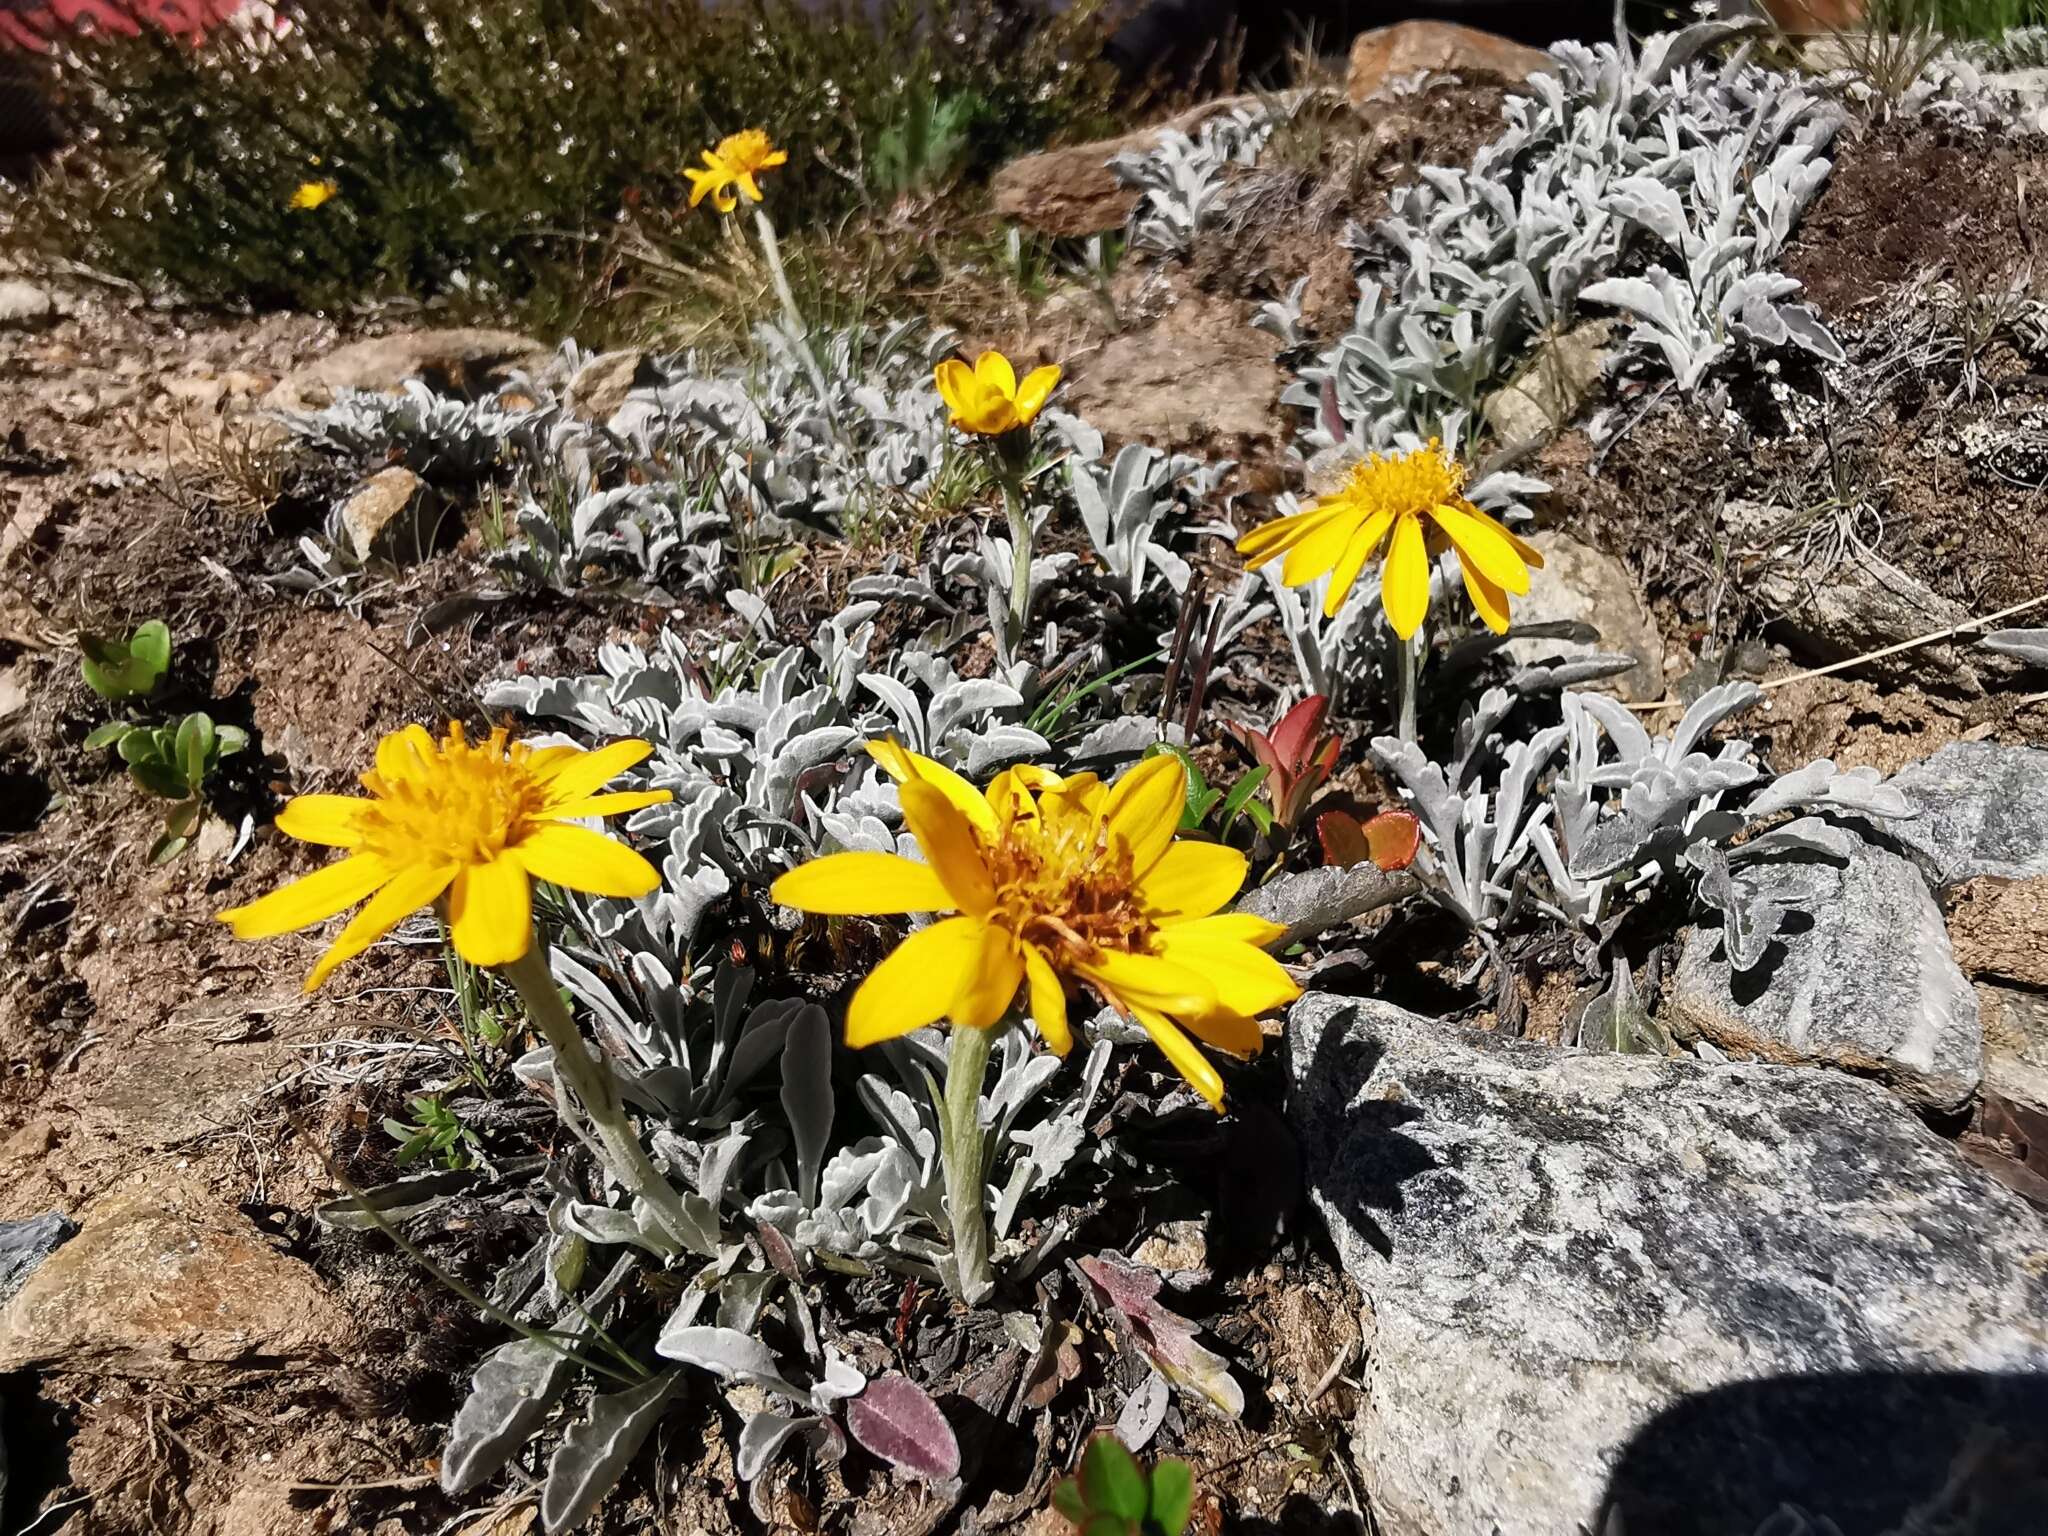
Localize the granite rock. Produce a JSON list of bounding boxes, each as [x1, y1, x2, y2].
[[1288, 994, 2048, 1536], [1885, 741, 2048, 886], [0, 1187, 349, 1379], [0, 1211, 75, 1307], [1666, 840, 1982, 1112]]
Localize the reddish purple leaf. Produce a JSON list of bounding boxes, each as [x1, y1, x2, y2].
[[1078, 1254, 1244, 1419], [845, 1373, 960, 1484]]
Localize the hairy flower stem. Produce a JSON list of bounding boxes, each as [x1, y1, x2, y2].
[[502, 942, 712, 1256], [939, 1021, 997, 1304], [998, 470, 1033, 663], [1396, 630, 1420, 744]]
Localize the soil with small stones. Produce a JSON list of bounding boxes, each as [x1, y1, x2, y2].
[[5, 86, 2048, 1536]]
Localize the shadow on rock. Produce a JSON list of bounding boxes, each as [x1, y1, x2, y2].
[[1598, 1370, 2048, 1536], [1298, 1004, 1441, 1261]]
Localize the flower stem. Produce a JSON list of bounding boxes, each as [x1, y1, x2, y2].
[[939, 1022, 996, 1304], [999, 471, 1032, 663], [501, 942, 713, 1256], [751, 206, 807, 342], [1396, 628, 1419, 745]]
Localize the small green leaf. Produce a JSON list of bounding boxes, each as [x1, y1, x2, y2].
[[129, 620, 171, 678], [175, 712, 215, 790], [162, 798, 203, 841], [1082, 1515, 1136, 1536], [148, 832, 190, 865], [1216, 764, 1271, 833], [1052, 1478, 1089, 1525], [1145, 1458, 1196, 1536], [214, 724, 250, 758], [129, 759, 189, 800], [1079, 1436, 1147, 1523], [115, 727, 161, 767], [83, 721, 132, 750]]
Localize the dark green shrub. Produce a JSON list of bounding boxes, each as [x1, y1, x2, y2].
[[4, 0, 1120, 322]]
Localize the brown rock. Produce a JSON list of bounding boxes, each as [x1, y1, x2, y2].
[[1482, 320, 1615, 446], [1978, 982, 2048, 1114], [339, 466, 428, 563], [1055, 290, 1280, 452], [263, 326, 549, 413], [0, 1186, 349, 1378], [991, 93, 1304, 239], [565, 347, 659, 422], [1347, 21, 1552, 106], [1950, 878, 2048, 990]]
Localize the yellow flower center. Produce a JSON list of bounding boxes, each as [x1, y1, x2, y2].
[[357, 728, 549, 870], [1339, 437, 1466, 521], [984, 807, 1151, 962], [713, 129, 780, 175]]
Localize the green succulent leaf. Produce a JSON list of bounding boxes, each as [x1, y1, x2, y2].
[[129, 757, 189, 801], [1146, 1458, 1196, 1536], [148, 831, 190, 865], [1052, 1478, 1089, 1525], [1082, 1515, 1136, 1536], [214, 724, 250, 758], [80, 620, 172, 700], [83, 721, 133, 750], [175, 712, 216, 790], [1079, 1436, 1147, 1524]]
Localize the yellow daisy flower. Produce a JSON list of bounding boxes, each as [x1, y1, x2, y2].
[[684, 129, 790, 213], [770, 743, 1299, 1110], [1236, 438, 1544, 638], [219, 723, 671, 991], [290, 179, 338, 211], [933, 350, 1062, 437]]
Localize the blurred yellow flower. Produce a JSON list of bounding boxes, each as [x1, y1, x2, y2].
[[684, 129, 789, 213], [219, 724, 670, 991], [1236, 438, 1543, 638], [771, 743, 1297, 1110], [933, 350, 1061, 436], [290, 179, 338, 211]]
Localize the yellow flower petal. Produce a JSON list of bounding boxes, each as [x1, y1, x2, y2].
[[900, 780, 996, 916], [1023, 942, 1071, 1056], [769, 850, 954, 915], [536, 788, 673, 822], [868, 739, 997, 836], [950, 922, 1024, 1030], [1425, 501, 1532, 595], [1102, 754, 1185, 880], [1080, 948, 1215, 1016], [933, 359, 975, 419], [1014, 365, 1061, 422], [218, 852, 395, 939], [1323, 507, 1397, 619], [1381, 512, 1432, 640], [1153, 919, 1300, 1017], [1131, 1004, 1227, 1110], [1178, 1006, 1264, 1058], [536, 738, 653, 806], [304, 859, 457, 992], [846, 915, 988, 1047], [514, 822, 664, 899], [1281, 502, 1365, 587], [1235, 501, 1339, 567], [1460, 558, 1513, 635], [448, 856, 533, 969], [974, 350, 1018, 397], [371, 724, 436, 789], [1137, 841, 1248, 921], [274, 794, 368, 849]]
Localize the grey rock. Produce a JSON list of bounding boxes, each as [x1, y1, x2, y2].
[[0, 279, 55, 331], [1666, 841, 1981, 1112], [1885, 741, 2048, 886], [1287, 993, 2048, 1536], [0, 1211, 76, 1307], [1721, 500, 1982, 693], [1501, 528, 1666, 702]]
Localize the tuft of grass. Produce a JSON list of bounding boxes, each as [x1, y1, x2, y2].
[[2, 0, 1122, 328]]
